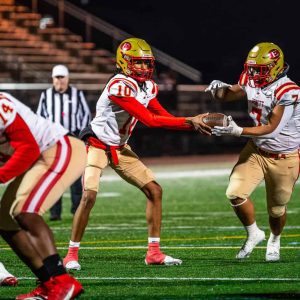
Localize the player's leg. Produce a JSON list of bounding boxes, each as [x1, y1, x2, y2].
[[70, 176, 83, 214], [226, 141, 265, 259], [113, 145, 182, 265], [11, 136, 86, 299], [64, 146, 109, 270], [265, 152, 299, 262]]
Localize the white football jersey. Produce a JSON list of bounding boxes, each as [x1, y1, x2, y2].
[[91, 74, 158, 145], [240, 75, 300, 153], [0, 92, 68, 155]]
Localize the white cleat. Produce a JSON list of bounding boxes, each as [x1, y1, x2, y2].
[[266, 237, 280, 262], [236, 230, 265, 259], [0, 262, 18, 286], [145, 252, 182, 266], [163, 255, 183, 266], [65, 260, 81, 271]]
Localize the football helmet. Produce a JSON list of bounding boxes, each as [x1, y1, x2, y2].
[[244, 42, 284, 88], [116, 38, 155, 82]]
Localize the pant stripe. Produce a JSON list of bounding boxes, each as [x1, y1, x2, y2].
[[21, 136, 72, 213]]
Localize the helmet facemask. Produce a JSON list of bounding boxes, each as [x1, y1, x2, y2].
[[125, 56, 155, 82], [244, 61, 278, 88]]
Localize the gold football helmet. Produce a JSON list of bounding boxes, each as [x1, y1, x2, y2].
[[116, 38, 155, 82], [244, 42, 284, 87]]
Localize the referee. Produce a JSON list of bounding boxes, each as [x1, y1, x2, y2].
[[37, 64, 91, 221]]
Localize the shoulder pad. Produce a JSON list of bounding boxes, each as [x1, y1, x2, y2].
[[275, 81, 300, 102], [275, 81, 300, 105], [149, 80, 159, 97], [108, 77, 138, 97]]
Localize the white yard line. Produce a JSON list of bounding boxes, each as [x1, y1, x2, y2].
[[17, 276, 300, 281], [51, 225, 300, 231], [55, 246, 300, 250], [101, 169, 231, 181]]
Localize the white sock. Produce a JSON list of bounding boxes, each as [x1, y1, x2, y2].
[[148, 237, 160, 244], [269, 232, 280, 243], [69, 241, 80, 248], [245, 222, 260, 235]]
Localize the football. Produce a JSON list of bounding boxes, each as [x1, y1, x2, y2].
[[202, 113, 229, 128]]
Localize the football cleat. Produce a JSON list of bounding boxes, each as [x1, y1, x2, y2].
[[145, 251, 182, 266], [0, 262, 18, 287], [236, 229, 265, 259], [65, 260, 81, 271], [266, 236, 280, 262], [15, 284, 48, 300], [45, 273, 83, 300], [63, 248, 81, 271], [0, 275, 18, 287]]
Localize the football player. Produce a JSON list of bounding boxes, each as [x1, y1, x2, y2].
[[0, 262, 17, 286], [63, 37, 210, 270], [0, 92, 86, 299], [206, 42, 300, 262]]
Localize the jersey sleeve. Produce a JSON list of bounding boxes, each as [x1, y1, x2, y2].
[[109, 95, 187, 128], [275, 81, 300, 106], [0, 96, 17, 130], [107, 78, 138, 98], [148, 98, 174, 117], [0, 113, 40, 183]]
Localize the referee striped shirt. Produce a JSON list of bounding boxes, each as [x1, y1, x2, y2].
[[37, 86, 91, 135]]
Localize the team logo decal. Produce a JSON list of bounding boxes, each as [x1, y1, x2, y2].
[[121, 42, 132, 51], [268, 49, 280, 59]]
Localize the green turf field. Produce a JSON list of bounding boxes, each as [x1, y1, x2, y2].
[[1, 161, 300, 299]]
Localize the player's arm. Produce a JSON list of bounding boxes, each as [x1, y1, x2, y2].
[[242, 105, 292, 137], [0, 114, 40, 183], [110, 95, 211, 134], [109, 95, 189, 128], [212, 105, 293, 138], [206, 81, 246, 102], [147, 98, 174, 117], [148, 97, 196, 130]]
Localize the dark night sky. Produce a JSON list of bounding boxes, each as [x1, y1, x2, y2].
[[72, 0, 300, 84]]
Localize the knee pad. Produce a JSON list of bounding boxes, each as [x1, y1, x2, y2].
[[268, 205, 286, 218], [229, 197, 248, 207]]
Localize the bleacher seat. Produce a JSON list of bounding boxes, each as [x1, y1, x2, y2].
[[0, 0, 114, 84]]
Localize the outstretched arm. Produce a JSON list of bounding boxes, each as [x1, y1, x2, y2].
[[212, 105, 293, 138], [109, 95, 189, 128]]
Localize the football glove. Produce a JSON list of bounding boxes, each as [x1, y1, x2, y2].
[[211, 116, 243, 137], [205, 80, 232, 98]]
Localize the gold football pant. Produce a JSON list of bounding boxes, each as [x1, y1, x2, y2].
[[0, 136, 86, 230], [226, 141, 299, 217], [84, 144, 155, 192]]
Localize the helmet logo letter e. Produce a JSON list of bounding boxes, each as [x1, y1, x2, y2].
[[268, 49, 280, 59]]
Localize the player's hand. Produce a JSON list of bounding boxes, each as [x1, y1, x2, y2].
[[186, 113, 212, 135], [211, 116, 243, 137], [205, 80, 232, 99]]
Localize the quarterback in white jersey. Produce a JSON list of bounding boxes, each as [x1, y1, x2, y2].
[[63, 37, 210, 270], [206, 42, 300, 262], [0, 92, 85, 299]]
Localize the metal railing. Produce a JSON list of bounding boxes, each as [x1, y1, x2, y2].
[[31, 0, 202, 82]]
